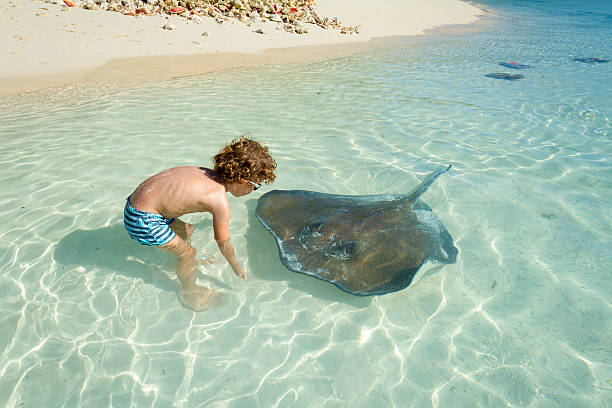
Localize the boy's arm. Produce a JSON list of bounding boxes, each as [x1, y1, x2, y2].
[[216, 238, 246, 280], [211, 197, 247, 280]]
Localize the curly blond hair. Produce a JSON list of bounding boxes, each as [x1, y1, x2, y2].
[[213, 136, 276, 184]]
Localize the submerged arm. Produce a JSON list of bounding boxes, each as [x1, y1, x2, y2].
[[216, 237, 246, 280], [212, 201, 247, 280]]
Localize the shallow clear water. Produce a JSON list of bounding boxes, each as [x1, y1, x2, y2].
[[1, 0, 611, 406]]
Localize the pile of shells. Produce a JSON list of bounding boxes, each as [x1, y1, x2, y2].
[[53, 0, 361, 35]]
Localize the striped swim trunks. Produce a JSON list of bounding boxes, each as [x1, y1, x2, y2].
[[124, 197, 176, 246]]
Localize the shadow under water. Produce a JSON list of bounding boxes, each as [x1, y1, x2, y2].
[[53, 222, 231, 295]]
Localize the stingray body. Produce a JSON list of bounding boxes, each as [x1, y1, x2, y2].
[[255, 165, 458, 296], [573, 57, 608, 63], [485, 72, 524, 80]]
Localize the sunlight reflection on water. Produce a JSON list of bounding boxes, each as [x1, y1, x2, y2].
[[1, 0, 611, 406]]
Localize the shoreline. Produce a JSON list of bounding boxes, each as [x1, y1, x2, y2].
[[0, 40, 379, 98], [1, 0, 487, 97]]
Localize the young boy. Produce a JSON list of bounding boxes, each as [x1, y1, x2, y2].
[[124, 137, 276, 311]]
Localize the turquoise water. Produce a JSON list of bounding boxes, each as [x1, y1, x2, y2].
[[1, 0, 611, 406]]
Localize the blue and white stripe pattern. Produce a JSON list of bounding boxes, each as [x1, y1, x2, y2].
[[124, 197, 176, 246]]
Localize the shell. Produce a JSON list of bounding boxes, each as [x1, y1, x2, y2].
[[72, 0, 358, 35]]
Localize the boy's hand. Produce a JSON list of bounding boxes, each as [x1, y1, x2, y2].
[[233, 265, 247, 280]]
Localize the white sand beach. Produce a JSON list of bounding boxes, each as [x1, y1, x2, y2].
[[0, 0, 484, 95]]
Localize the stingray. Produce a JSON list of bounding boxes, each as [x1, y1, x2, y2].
[[573, 57, 608, 64], [255, 165, 458, 296], [485, 72, 524, 80]]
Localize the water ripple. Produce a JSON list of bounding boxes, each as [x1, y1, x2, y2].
[[1, 1, 612, 406]]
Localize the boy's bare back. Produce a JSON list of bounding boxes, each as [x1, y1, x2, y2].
[[129, 166, 227, 220]]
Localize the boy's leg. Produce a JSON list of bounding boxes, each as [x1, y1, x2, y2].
[[169, 219, 217, 265], [169, 218, 194, 242], [160, 235, 221, 311], [160, 235, 197, 288]]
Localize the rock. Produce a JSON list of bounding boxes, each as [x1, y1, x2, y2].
[[83, 1, 98, 10]]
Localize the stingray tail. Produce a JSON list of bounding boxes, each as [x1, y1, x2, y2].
[[404, 164, 452, 203]]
